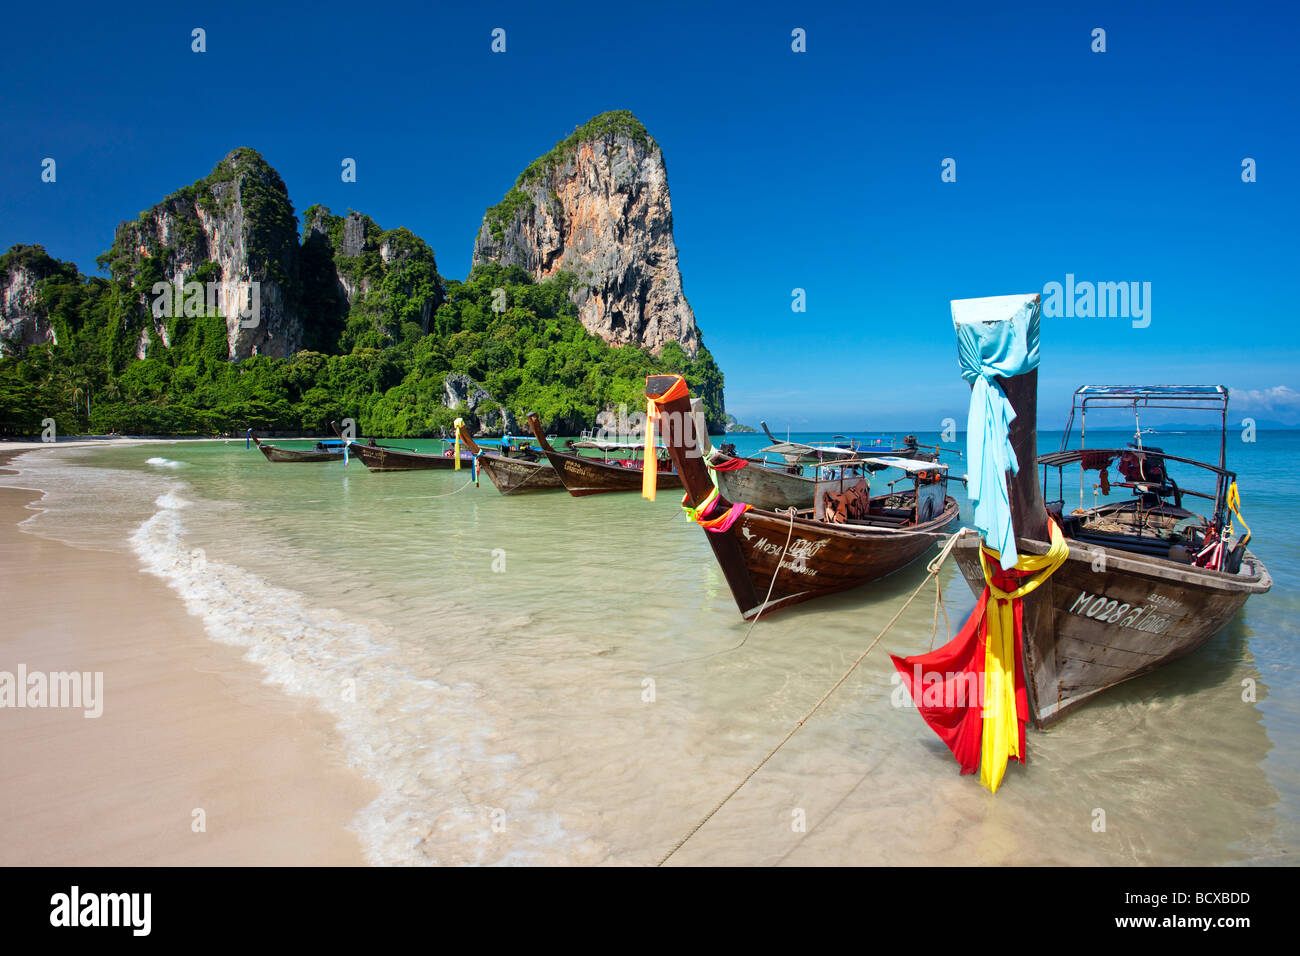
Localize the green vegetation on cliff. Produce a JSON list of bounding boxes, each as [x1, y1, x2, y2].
[[97, 148, 298, 288], [1, 136, 724, 438], [517, 110, 652, 185], [301, 206, 444, 354], [0, 255, 723, 438], [482, 110, 654, 242]]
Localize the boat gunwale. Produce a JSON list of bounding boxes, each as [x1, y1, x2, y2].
[[953, 532, 1271, 594], [741, 494, 962, 538]]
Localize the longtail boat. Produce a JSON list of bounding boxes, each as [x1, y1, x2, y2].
[[330, 422, 473, 471], [756, 422, 924, 464], [526, 412, 683, 496], [251, 433, 345, 463], [702, 429, 943, 511], [645, 375, 959, 619], [940, 296, 1271, 728], [456, 424, 564, 494]]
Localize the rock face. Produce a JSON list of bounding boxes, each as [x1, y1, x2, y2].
[[98, 153, 443, 361], [443, 373, 518, 435], [0, 245, 65, 351], [472, 111, 699, 357], [301, 206, 443, 345], [104, 148, 302, 360]]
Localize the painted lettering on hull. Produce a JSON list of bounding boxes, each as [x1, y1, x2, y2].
[[1066, 589, 1183, 634], [742, 527, 829, 576]]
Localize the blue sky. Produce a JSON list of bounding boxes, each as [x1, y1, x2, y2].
[[2, 1, 1296, 429]]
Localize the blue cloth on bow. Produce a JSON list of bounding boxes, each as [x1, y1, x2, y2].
[[953, 295, 1041, 569]]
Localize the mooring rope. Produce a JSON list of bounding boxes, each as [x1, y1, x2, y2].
[[380, 475, 477, 501], [503, 457, 550, 493], [929, 569, 951, 652], [736, 506, 798, 642], [655, 526, 973, 866], [654, 507, 797, 669]]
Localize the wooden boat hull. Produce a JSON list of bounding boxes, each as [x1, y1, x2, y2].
[[350, 443, 472, 471], [257, 444, 343, 463], [478, 454, 564, 494], [544, 451, 683, 497], [525, 412, 682, 496], [643, 375, 958, 619], [943, 296, 1272, 730], [715, 461, 818, 510], [716, 498, 960, 619], [952, 534, 1271, 727]]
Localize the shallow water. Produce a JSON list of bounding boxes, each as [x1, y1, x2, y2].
[[3, 429, 1296, 865]]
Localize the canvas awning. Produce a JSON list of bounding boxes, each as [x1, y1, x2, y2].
[[860, 456, 948, 473]]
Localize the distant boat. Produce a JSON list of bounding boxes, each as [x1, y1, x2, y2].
[[250, 433, 345, 463], [456, 424, 564, 494], [526, 413, 683, 497], [757, 422, 864, 464], [330, 422, 472, 471], [946, 302, 1271, 726], [646, 375, 959, 620]]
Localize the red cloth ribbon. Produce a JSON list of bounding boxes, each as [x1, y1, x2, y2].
[[890, 564, 1032, 777], [709, 456, 748, 472]]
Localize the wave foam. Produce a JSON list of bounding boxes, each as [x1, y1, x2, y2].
[[130, 489, 583, 865]]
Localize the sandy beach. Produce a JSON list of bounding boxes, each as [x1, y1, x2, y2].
[[1, 435, 1293, 867], [0, 444, 376, 865]]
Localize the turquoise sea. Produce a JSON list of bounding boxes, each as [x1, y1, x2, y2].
[[3, 427, 1296, 865]]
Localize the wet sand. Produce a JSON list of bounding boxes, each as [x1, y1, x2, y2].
[[0, 447, 376, 865]]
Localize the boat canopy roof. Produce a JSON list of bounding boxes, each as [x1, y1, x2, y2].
[[1074, 385, 1228, 406], [571, 439, 665, 451], [757, 441, 863, 459], [1064, 383, 1231, 471], [861, 456, 949, 474], [1038, 447, 1235, 478]]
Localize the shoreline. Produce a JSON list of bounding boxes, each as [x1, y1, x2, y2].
[[0, 447, 377, 865]]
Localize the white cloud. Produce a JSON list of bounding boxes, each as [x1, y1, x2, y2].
[[1232, 385, 1300, 414]]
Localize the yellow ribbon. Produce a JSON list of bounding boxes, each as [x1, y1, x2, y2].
[[976, 520, 1069, 792], [642, 398, 659, 502], [1225, 480, 1250, 546], [453, 417, 464, 471], [642, 376, 690, 502]]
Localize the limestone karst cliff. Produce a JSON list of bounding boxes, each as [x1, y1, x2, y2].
[[472, 111, 700, 357], [1, 125, 725, 438], [103, 148, 303, 360], [300, 206, 443, 353], [0, 245, 68, 352]]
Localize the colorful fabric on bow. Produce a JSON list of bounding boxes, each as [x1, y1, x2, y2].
[[681, 488, 752, 533], [705, 452, 748, 471], [642, 376, 689, 501], [953, 294, 1041, 570], [892, 519, 1067, 792], [453, 417, 465, 471]]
